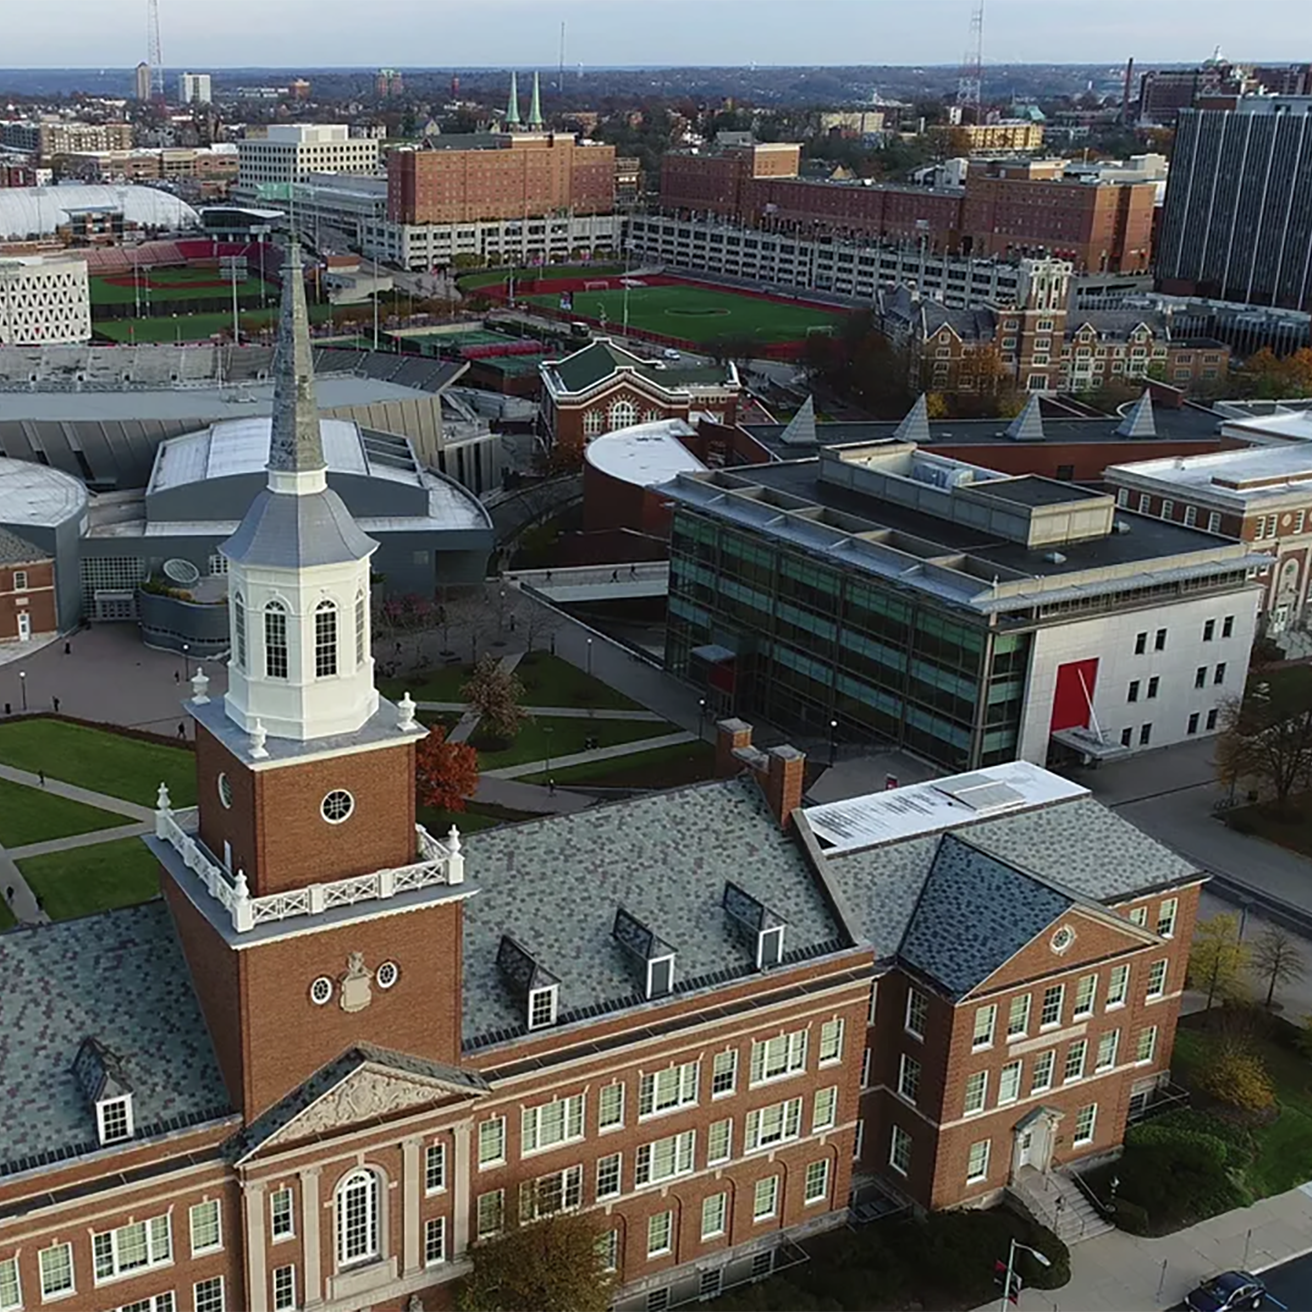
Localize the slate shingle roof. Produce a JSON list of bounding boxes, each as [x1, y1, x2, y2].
[[0, 526, 46, 566]]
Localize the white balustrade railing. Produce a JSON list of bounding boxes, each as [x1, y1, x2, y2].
[[154, 783, 463, 934]]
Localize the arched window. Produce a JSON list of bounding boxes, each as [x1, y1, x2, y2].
[[608, 399, 637, 430], [336, 1169, 379, 1266], [354, 590, 367, 668], [233, 593, 247, 670], [315, 600, 338, 678], [264, 601, 288, 679]]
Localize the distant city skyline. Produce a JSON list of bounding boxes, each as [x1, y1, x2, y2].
[[3, 0, 1305, 72]]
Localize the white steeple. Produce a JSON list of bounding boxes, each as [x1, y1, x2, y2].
[[219, 240, 380, 743]]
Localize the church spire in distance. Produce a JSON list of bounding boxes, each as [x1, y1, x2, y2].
[[528, 71, 544, 128], [506, 71, 522, 129]]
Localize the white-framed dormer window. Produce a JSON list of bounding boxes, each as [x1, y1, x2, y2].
[[647, 953, 675, 999], [97, 1095, 133, 1145], [314, 600, 339, 678], [757, 924, 784, 969], [528, 985, 558, 1030], [335, 1168, 380, 1267]]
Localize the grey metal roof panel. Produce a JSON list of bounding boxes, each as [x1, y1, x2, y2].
[[220, 486, 378, 569], [0, 901, 231, 1175], [897, 834, 1072, 999]]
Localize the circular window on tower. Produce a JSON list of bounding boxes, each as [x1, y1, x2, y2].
[[309, 976, 334, 1006], [321, 789, 355, 824], [1051, 925, 1076, 955], [217, 772, 233, 809], [377, 961, 399, 990]]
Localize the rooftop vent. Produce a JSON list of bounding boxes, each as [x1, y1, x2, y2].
[[612, 907, 676, 1000], [1114, 519, 1131, 534], [1043, 550, 1067, 564], [723, 881, 787, 970]]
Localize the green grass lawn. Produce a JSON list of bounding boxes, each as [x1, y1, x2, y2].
[[474, 715, 672, 770], [0, 720, 196, 806], [18, 837, 162, 921], [0, 899, 17, 931], [458, 262, 623, 290], [93, 302, 333, 343], [0, 777, 129, 847], [1226, 794, 1312, 859], [379, 653, 642, 712], [521, 739, 716, 788], [90, 268, 276, 306], [418, 800, 537, 835], [524, 283, 844, 345]]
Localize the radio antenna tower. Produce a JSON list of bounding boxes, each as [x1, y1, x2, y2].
[[956, 0, 984, 121], [558, 21, 566, 93], [147, 0, 165, 100]]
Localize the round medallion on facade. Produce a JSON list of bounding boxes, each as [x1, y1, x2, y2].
[[1050, 925, 1076, 955], [376, 961, 399, 990], [321, 789, 355, 824], [310, 976, 334, 1006], [217, 772, 233, 809]]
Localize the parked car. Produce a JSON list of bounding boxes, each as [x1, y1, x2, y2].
[[1186, 1271, 1267, 1312], [662, 348, 681, 360]]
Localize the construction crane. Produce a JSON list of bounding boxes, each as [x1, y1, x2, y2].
[[956, 0, 984, 122], [147, 0, 165, 101]]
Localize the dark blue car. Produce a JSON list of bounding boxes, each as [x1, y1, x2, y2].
[[1186, 1271, 1267, 1312]]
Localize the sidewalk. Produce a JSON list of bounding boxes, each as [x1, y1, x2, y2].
[[416, 701, 666, 723], [1010, 1183, 1312, 1311], [482, 730, 696, 780]]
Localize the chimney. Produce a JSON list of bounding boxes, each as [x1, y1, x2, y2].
[[715, 718, 806, 829]]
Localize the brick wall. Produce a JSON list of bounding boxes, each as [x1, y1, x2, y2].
[[0, 558, 57, 641]]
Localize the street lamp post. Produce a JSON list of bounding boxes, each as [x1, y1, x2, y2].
[[18, 670, 26, 712], [999, 1238, 1050, 1311], [698, 698, 706, 741], [829, 718, 838, 767], [544, 724, 553, 776], [586, 637, 593, 677]]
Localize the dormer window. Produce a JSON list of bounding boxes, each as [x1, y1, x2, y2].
[[498, 935, 561, 1033], [613, 907, 676, 1001], [97, 1096, 133, 1145], [723, 882, 788, 973], [757, 924, 785, 970], [528, 986, 558, 1030], [648, 955, 675, 999]]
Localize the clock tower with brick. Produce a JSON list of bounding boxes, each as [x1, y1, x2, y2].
[[155, 242, 470, 1122]]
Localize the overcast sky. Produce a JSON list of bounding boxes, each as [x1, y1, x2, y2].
[[4, 0, 1304, 70]]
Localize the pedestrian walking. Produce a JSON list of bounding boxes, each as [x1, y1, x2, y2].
[[629, 563, 637, 578], [177, 722, 186, 739], [548, 777, 556, 795], [38, 769, 45, 787], [5, 886, 12, 904], [52, 696, 60, 713], [63, 641, 71, 655], [174, 670, 180, 683], [611, 569, 619, 583]]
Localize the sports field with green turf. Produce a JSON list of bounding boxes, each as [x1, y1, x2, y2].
[[458, 262, 623, 290], [93, 302, 334, 344], [524, 283, 843, 345], [89, 265, 277, 307]]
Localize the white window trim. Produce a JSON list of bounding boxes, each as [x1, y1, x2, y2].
[[1006, 993, 1031, 1040], [904, 989, 928, 1041], [93, 1214, 173, 1286], [707, 1118, 733, 1166], [813, 1085, 838, 1131], [273, 1263, 297, 1311], [818, 1017, 845, 1066], [1073, 1105, 1098, 1146], [638, 1061, 700, 1121], [646, 1211, 673, 1258], [335, 1169, 380, 1268], [596, 1152, 623, 1200], [425, 1143, 447, 1195], [1106, 964, 1131, 1010], [1030, 1050, 1055, 1094], [998, 1060, 1023, 1106], [889, 1126, 911, 1177], [749, 1030, 808, 1088], [1039, 984, 1065, 1031], [527, 984, 558, 1030], [522, 1094, 586, 1158], [478, 1116, 507, 1169], [701, 1192, 728, 1239], [1137, 1026, 1159, 1065], [598, 1081, 626, 1132], [971, 1004, 996, 1052], [963, 1070, 988, 1116], [752, 1176, 780, 1222], [966, 1139, 991, 1184], [96, 1095, 134, 1146], [711, 1049, 738, 1099], [38, 1244, 75, 1303], [897, 1053, 920, 1106], [0, 1256, 20, 1312], [194, 1276, 225, 1312], [1073, 975, 1098, 1020], [1146, 960, 1169, 1001], [190, 1198, 223, 1256], [804, 1158, 831, 1205], [1157, 898, 1178, 939]]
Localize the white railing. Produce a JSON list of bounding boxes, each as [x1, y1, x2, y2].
[[154, 784, 463, 934]]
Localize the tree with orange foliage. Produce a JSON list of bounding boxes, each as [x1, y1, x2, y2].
[[415, 724, 480, 813]]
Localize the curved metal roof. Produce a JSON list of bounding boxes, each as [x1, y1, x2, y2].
[[0, 185, 200, 239]]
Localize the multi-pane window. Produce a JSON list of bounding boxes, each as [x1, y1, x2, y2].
[[889, 1125, 912, 1176], [804, 1158, 830, 1204], [647, 1210, 673, 1257], [745, 1098, 803, 1151], [528, 987, 557, 1029], [898, 1054, 921, 1104], [1137, 1026, 1158, 1063], [964, 1070, 988, 1115], [753, 1175, 780, 1221], [264, 601, 288, 679], [1007, 994, 1031, 1039], [819, 1018, 845, 1064], [998, 1060, 1022, 1105], [1223, 615, 1234, 638], [1146, 960, 1168, 999], [702, 1192, 728, 1239], [1096, 1029, 1120, 1072], [1064, 1039, 1087, 1083], [635, 1130, 696, 1186], [750, 1031, 807, 1085], [1027, 1048, 1054, 1093], [93, 1213, 173, 1281], [1073, 974, 1097, 1018], [598, 1082, 625, 1131], [424, 1217, 446, 1266], [1128, 906, 1148, 927], [861, 1048, 872, 1088], [98, 1099, 132, 1147], [194, 1278, 225, 1312], [711, 1049, 738, 1097], [315, 601, 338, 678], [354, 590, 367, 667], [639, 1062, 699, 1117], [905, 989, 929, 1039], [1074, 1103, 1097, 1145], [707, 1118, 732, 1165], [813, 1086, 838, 1131], [273, 1264, 296, 1311], [478, 1116, 506, 1167], [336, 1170, 379, 1266], [190, 1199, 222, 1255], [476, 1190, 504, 1240], [972, 1004, 996, 1050], [0, 1258, 18, 1312], [598, 1229, 619, 1272], [425, 1143, 446, 1193], [966, 1139, 991, 1183], [233, 594, 247, 669], [522, 1094, 585, 1154], [271, 1187, 295, 1239], [1040, 984, 1064, 1028], [596, 1152, 622, 1199], [520, 1164, 583, 1220], [1157, 898, 1178, 937], [39, 1244, 74, 1300], [1108, 964, 1130, 1007]]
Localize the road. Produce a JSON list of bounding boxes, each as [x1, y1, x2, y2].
[[1167, 1251, 1310, 1310]]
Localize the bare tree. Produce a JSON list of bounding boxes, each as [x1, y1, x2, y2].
[[1250, 924, 1306, 1009], [1215, 667, 1312, 811]]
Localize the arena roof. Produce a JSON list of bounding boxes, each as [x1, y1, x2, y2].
[[583, 418, 707, 488], [1220, 409, 1312, 444], [0, 185, 200, 239], [0, 458, 88, 528]]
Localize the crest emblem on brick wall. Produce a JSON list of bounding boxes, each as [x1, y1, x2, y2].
[[340, 952, 373, 1013]]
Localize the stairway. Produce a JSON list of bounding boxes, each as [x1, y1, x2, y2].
[[1010, 1166, 1114, 1245]]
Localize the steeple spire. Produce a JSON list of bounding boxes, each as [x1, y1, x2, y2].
[[506, 71, 521, 129], [266, 240, 327, 490], [527, 71, 544, 128]]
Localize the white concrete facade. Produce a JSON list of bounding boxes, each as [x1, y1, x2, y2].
[[1017, 587, 1262, 765], [237, 126, 380, 187], [0, 255, 91, 345]]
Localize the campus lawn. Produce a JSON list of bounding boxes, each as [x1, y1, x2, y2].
[[457, 262, 623, 290], [89, 268, 276, 306], [0, 900, 15, 931], [92, 301, 333, 343], [378, 664, 476, 705], [0, 777, 128, 848], [1225, 794, 1312, 860], [473, 714, 673, 770], [523, 283, 844, 344], [0, 719, 196, 806], [379, 653, 643, 712], [521, 739, 716, 789], [18, 837, 162, 921], [417, 800, 538, 836]]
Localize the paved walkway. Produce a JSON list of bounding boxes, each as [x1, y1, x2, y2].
[[417, 702, 666, 723], [446, 652, 523, 745], [482, 730, 696, 780], [999, 1182, 1312, 1311]]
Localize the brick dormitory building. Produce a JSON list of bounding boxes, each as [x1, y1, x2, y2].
[[0, 248, 1203, 1312]]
